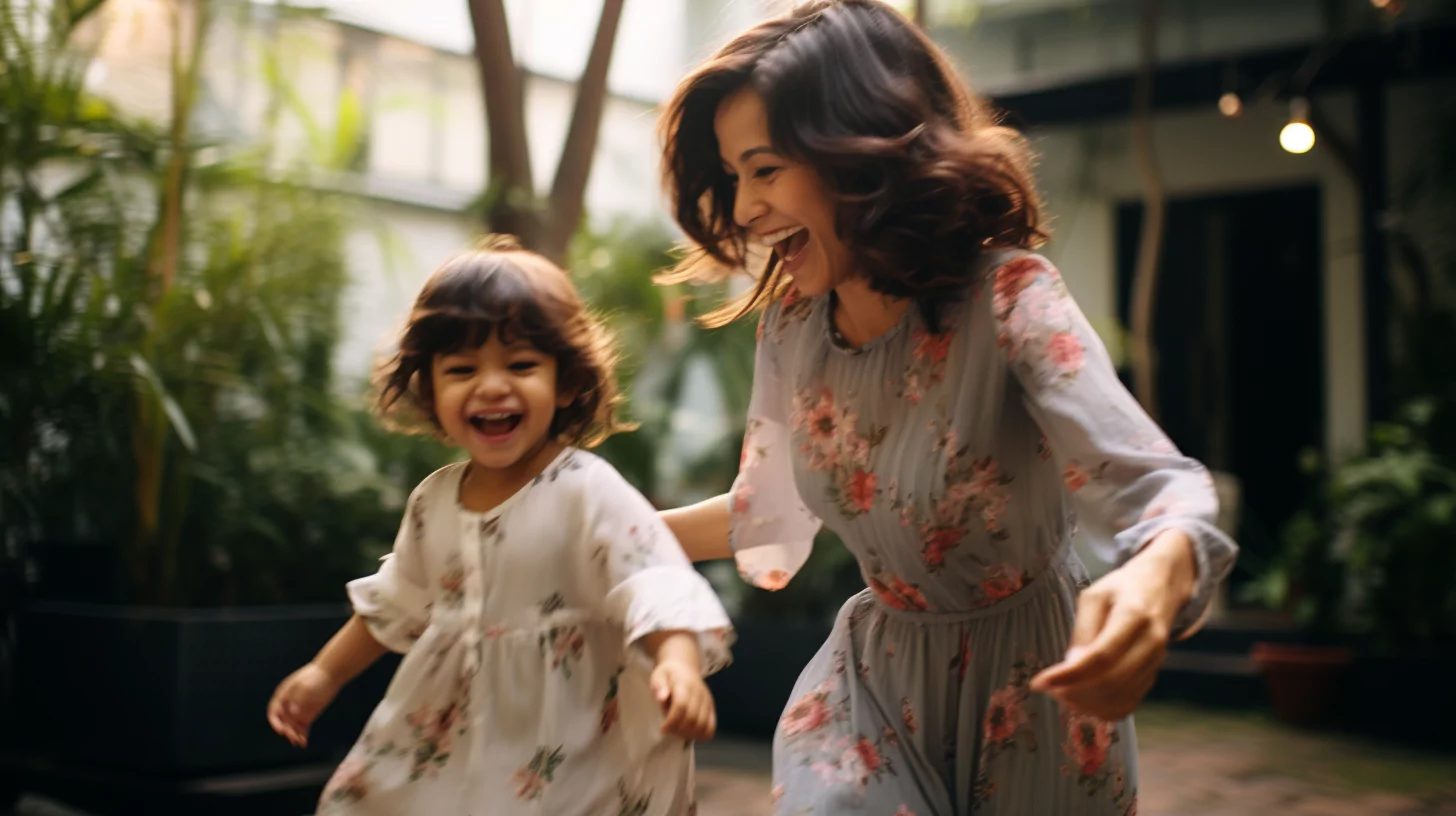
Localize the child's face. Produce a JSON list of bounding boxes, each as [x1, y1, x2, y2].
[[715, 88, 850, 298], [431, 330, 571, 472]]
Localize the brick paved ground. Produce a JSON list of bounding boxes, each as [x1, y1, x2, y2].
[[694, 703, 1456, 816], [10, 704, 1456, 815]]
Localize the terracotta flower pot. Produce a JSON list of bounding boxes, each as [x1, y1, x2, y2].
[[1250, 642, 1353, 728]]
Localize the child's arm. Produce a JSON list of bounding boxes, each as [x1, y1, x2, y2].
[[642, 629, 716, 742], [659, 494, 732, 562], [267, 614, 388, 747]]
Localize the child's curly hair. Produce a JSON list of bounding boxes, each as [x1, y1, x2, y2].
[[374, 237, 631, 448]]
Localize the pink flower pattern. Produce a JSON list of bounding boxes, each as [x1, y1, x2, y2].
[[1060, 711, 1134, 811], [971, 656, 1045, 808], [993, 255, 1090, 383], [781, 679, 838, 737], [790, 387, 887, 519], [510, 746, 565, 801], [867, 575, 930, 612], [893, 326, 954, 404], [438, 551, 466, 610], [540, 625, 586, 679]]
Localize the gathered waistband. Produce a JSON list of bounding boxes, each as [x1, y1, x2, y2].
[[863, 545, 1080, 625]]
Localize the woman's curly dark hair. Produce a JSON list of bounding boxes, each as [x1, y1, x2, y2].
[[374, 236, 631, 448], [658, 0, 1048, 331]]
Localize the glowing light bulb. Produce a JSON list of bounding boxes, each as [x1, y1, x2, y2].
[[1281, 98, 1315, 154], [1218, 92, 1244, 118]]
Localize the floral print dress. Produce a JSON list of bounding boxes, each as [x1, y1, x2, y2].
[[320, 449, 733, 816], [731, 251, 1237, 815]]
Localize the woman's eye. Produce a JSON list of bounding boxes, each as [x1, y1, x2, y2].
[[753, 166, 779, 180]]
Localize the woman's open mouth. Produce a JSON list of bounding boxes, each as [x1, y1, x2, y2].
[[761, 225, 809, 271]]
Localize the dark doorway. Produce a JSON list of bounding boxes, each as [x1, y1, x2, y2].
[[1116, 185, 1324, 587]]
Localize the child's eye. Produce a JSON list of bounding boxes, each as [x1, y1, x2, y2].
[[445, 365, 474, 376], [509, 360, 539, 372]]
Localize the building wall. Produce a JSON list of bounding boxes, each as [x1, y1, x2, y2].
[[1032, 93, 1366, 457], [83, 0, 698, 381], [73, 1, 1456, 445], [933, 0, 1423, 98], [1030, 76, 1456, 460]]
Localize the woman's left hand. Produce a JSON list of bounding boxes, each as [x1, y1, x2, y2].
[[1029, 529, 1197, 720]]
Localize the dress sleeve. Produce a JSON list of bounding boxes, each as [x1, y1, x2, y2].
[[727, 300, 824, 591], [595, 468, 735, 675], [346, 485, 434, 653], [991, 253, 1238, 634]]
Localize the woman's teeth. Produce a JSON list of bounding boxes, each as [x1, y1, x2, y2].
[[758, 225, 804, 248]]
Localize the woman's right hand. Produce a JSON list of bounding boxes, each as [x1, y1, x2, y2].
[[267, 662, 342, 748]]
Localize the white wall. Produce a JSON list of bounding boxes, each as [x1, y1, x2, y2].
[[334, 203, 479, 385], [1030, 88, 1439, 460]]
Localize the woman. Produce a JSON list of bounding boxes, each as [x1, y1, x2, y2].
[[657, 1, 1237, 814]]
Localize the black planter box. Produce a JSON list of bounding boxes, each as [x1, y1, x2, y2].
[[4, 602, 399, 813], [1339, 651, 1456, 751]]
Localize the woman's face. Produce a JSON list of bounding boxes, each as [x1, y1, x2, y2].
[[714, 88, 850, 297]]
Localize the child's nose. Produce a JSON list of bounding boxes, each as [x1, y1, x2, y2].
[[473, 369, 511, 397]]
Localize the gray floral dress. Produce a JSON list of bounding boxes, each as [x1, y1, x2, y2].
[[728, 251, 1237, 815]]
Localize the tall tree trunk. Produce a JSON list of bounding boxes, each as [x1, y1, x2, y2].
[[542, 0, 625, 261], [148, 0, 209, 291], [468, 0, 538, 244], [133, 0, 211, 605], [913, 0, 927, 29], [1129, 0, 1164, 419]]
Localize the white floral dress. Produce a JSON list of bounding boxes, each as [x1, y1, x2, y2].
[[731, 251, 1238, 815], [320, 449, 733, 816]]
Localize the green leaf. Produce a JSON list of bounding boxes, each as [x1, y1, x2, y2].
[[331, 87, 364, 170], [129, 353, 198, 452]]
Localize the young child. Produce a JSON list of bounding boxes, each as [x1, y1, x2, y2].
[[267, 238, 734, 815]]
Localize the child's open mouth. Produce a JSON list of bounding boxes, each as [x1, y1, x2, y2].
[[469, 412, 522, 437]]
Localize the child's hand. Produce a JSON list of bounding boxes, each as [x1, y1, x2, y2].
[[267, 662, 341, 748], [650, 659, 717, 742]]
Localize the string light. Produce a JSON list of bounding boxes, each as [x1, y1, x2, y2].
[[1218, 92, 1244, 118], [1280, 97, 1316, 154], [1218, 63, 1244, 118]]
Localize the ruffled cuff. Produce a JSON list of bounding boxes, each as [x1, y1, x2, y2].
[[1116, 516, 1237, 636], [345, 561, 432, 654], [605, 565, 735, 675]]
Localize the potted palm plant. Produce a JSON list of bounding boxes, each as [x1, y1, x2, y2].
[[1250, 396, 1456, 738], [1245, 447, 1354, 727], [1, 1, 451, 810]]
